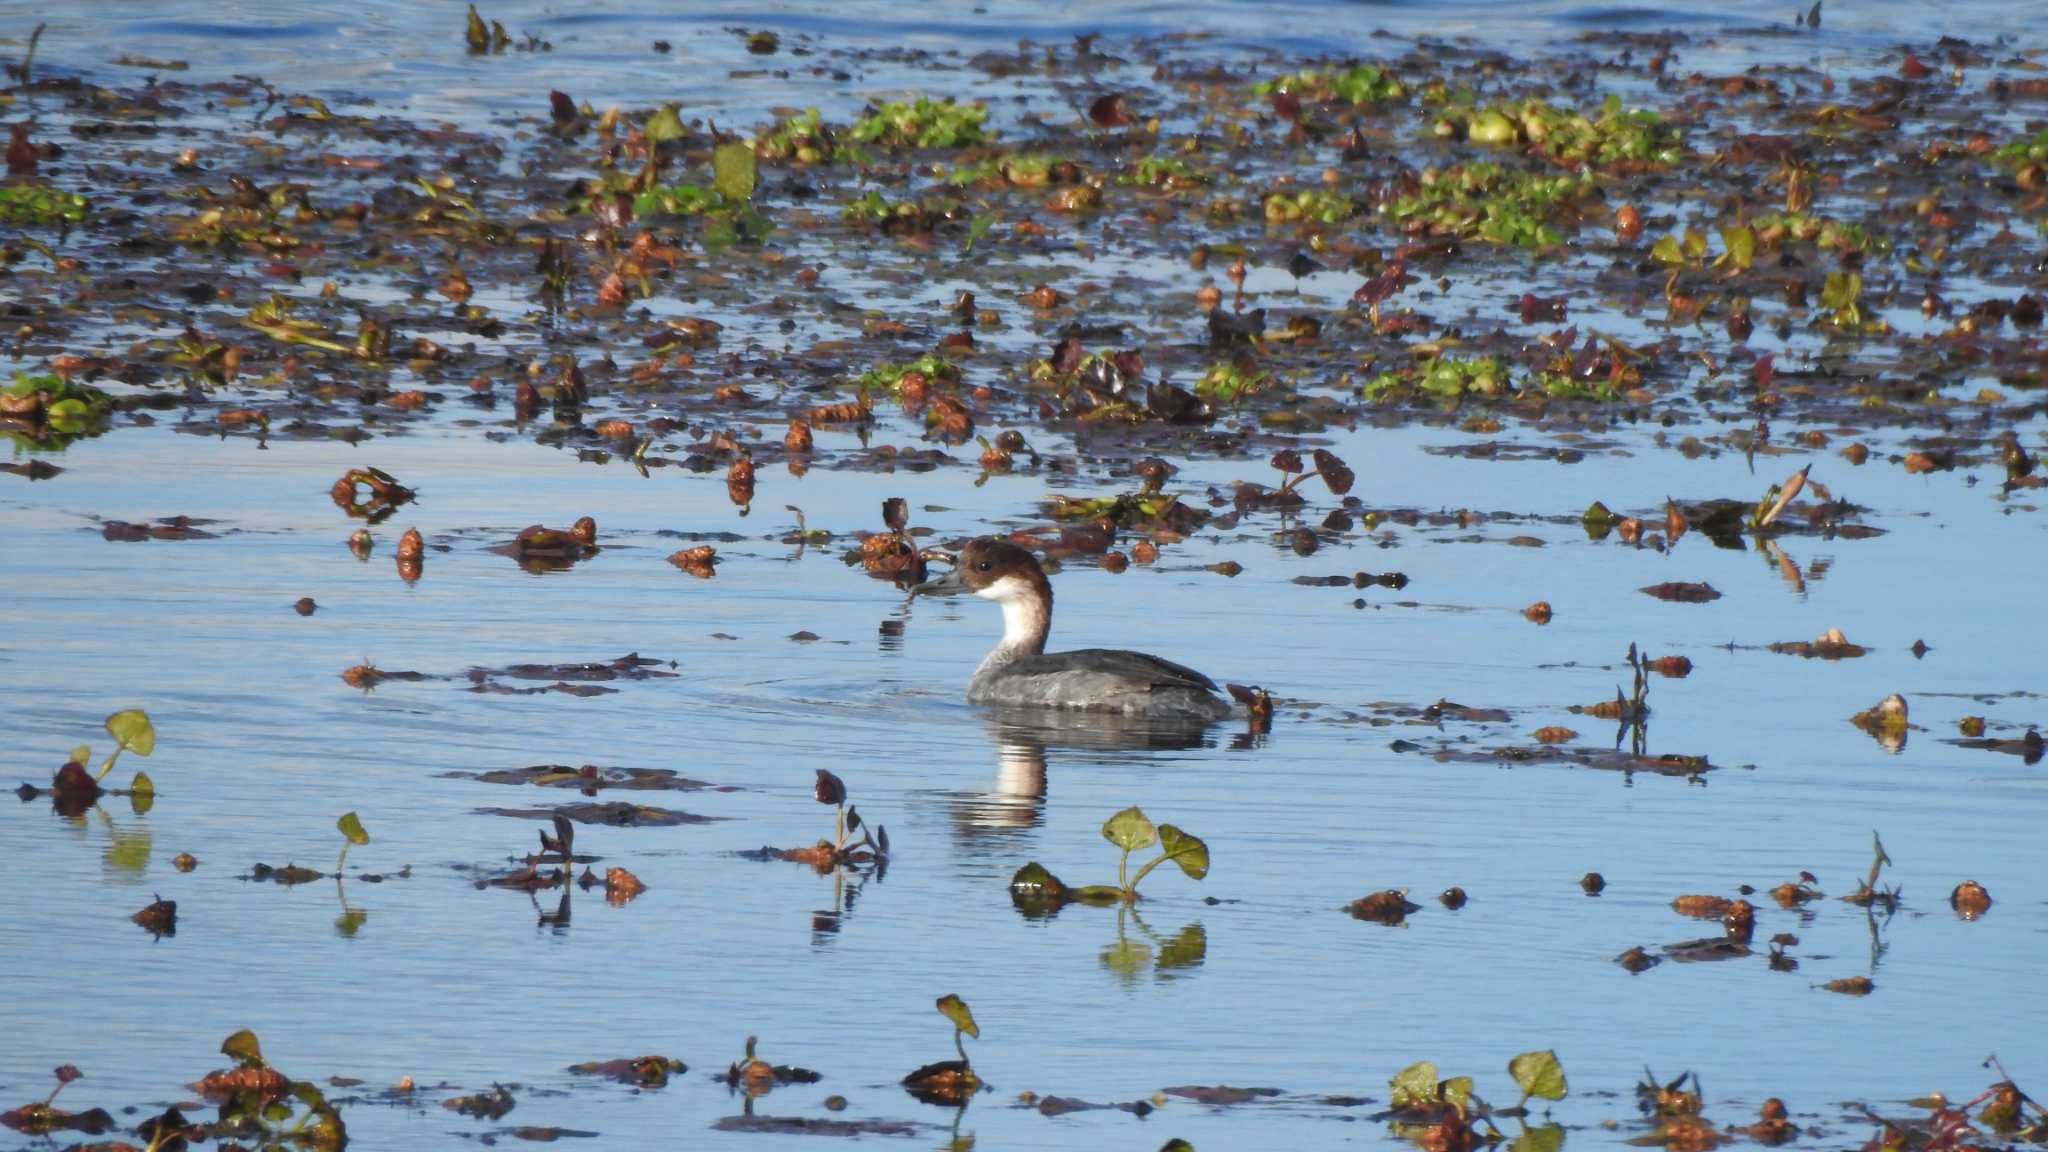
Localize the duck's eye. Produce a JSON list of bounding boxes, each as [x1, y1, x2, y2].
[[975, 560, 993, 572]]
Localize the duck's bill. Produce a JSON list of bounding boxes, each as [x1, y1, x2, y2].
[[909, 566, 968, 597]]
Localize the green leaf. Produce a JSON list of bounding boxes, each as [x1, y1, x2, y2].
[[1069, 884, 1127, 905], [1509, 1050, 1568, 1102], [965, 211, 998, 254], [335, 909, 367, 937], [1719, 225, 1754, 272], [1390, 1061, 1440, 1109], [1681, 228, 1706, 260], [644, 105, 686, 145], [45, 398, 90, 434], [1156, 824, 1210, 880], [1102, 806, 1158, 852], [936, 994, 978, 1039], [106, 710, 155, 756], [337, 811, 370, 846], [130, 771, 154, 797], [1650, 235, 1683, 265], [70, 744, 91, 768], [222, 1028, 265, 1069], [712, 141, 756, 203], [1442, 1076, 1474, 1111]]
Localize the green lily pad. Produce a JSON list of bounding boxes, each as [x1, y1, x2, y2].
[[1102, 806, 1157, 852]]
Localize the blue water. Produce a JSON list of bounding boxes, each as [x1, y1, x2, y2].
[[4, 1, 2046, 1149]]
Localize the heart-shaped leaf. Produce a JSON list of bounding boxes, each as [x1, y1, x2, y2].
[[337, 812, 370, 846], [643, 105, 686, 145], [1509, 1049, 1568, 1102], [106, 710, 155, 756], [1390, 1060, 1439, 1109], [936, 994, 978, 1039], [1101, 806, 1157, 853], [70, 744, 91, 768], [1442, 1075, 1474, 1112], [221, 1029, 265, 1069], [130, 771, 155, 797], [1156, 825, 1210, 880]]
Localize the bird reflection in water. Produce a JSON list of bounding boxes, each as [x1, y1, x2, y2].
[[943, 709, 1218, 848]]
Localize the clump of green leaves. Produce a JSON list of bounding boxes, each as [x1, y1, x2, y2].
[[3, 373, 113, 450], [1438, 95, 1681, 167], [1117, 155, 1208, 190], [839, 189, 964, 234], [850, 97, 988, 150], [1385, 1051, 1568, 1151], [901, 995, 984, 1106], [1195, 360, 1275, 402], [1363, 355, 1509, 403], [0, 184, 88, 225], [754, 108, 866, 164], [1255, 64, 1407, 106], [1381, 164, 1587, 247], [945, 153, 1077, 188], [1992, 127, 2048, 171], [1008, 807, 1209, 912], [1264, 187, 1355, 224], [855, 353, 960, 396], [1821, 271, 1865, 328], [201, 1029, 347, 1150], [1749, 210, 1879, 254], [635, 141, 758, 216]]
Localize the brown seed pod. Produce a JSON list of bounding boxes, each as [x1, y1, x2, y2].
[[397, 528, 425, 562], [784, 420, 813, 452]]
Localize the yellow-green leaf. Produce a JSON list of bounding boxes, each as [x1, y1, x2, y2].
[[70, 744, 91, 767], [130, 771, 155, 797], [1509, 1049, 1569, 1102], [1102, 806, 1157, 852], [644, 105, 686, 145], [1390, 1060, 1439, 1109], [337, 811, 370, 846], [1650, 235, 1683, 265], [106, 710, 155, 757], [222, 1028, 265, 1068], [712, 142, 756, 203], [936, 994, 979, 1038], [1719, 226, 1754, 272]]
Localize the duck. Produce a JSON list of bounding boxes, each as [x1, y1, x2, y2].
[[911, 537, 1231, 722]]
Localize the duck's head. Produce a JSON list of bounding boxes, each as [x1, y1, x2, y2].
[[911, 537, 1052, 608]]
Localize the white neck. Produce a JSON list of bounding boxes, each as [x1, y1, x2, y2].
[[974, 575, 1049, 674]]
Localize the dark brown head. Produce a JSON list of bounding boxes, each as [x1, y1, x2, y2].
[[911, 537, 1052, 605]]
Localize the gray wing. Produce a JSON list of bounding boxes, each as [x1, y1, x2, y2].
[[1012, 649, 1220, 693]]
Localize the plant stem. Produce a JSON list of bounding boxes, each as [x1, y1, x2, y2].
[[96, 746, 122, 783], [337, 843, 349, 876], [954, 1028, 968, 1068], [1117, 847, 1128, 893]]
